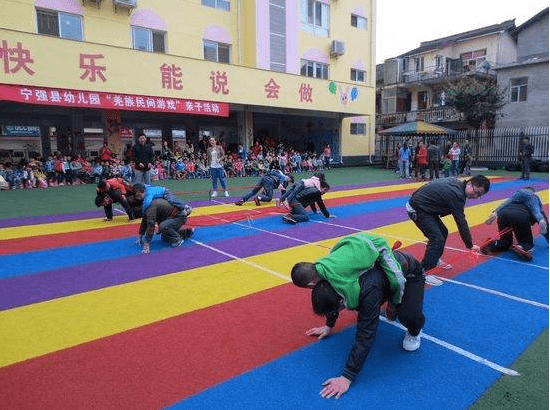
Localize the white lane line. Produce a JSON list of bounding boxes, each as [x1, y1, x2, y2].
[[379, 316, 520, 376], [190, 239, 290, 282], [315, 219, 549, 271], [431, 275, 549, 309]]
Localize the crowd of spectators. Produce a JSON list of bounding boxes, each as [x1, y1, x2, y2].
[[0, 136, 330, 190]]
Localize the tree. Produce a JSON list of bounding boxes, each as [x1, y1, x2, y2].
[[445, 75, 507, 129]]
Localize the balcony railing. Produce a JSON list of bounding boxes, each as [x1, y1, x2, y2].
[[376, 107, 463, 126], [399, 59, 495, 84]]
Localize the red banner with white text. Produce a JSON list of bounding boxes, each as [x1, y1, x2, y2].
[[0, 83, 230, 117]]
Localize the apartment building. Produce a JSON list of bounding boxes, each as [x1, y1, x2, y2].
[[0, 0, 375, 163], [494, 8, 549, 129], [376, 19, 518, 132]]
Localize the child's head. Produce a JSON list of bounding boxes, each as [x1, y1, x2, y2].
[[291, 262, 320, 288]]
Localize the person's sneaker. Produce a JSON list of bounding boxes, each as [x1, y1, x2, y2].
[[183, 205, 193, 217], [211, 191, 218, 198], [171, 238, 184, 248], [402, 331, 421, 352], [437, 259, 452, 270], [511, 244, 533, 261], [282, 215, 297, 224], [179, 228, 194, 240], [235, 199, 244, 206], [254, 196, 261, 206], [224, 191, 230, 197], [425, 275, 443, 286], [480, 238, 494, 255]]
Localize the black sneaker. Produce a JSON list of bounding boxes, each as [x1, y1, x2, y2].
[[480, 238, 494, 255], [179, 228, 194, 240], [254, 196, 261, 206], [235, 199, 244, 206], [282, 215, 297, 224]]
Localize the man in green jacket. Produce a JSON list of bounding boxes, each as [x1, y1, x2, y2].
[[291, 232, 406, 320]]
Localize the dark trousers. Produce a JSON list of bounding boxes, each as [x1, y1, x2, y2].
[[521, 157, 531, 179], [242, 177, 274, 202], [103, 190, 132, 220], [289, 200, 310, 222], [494, 204, 534, 251], [398, 268, 426, 336], [361, 266, 425, 337], [409, 210, 448, 271], [428, 160, 440, 179], [159, 213, 188, 244]]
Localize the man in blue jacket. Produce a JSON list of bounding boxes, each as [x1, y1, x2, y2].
[[482, 187, 548, 260]]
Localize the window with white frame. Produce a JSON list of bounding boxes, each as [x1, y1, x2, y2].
[[301, 0, 330, 36], [414, 56, 424, 72], [510, 77, 528, 103], [204, 40, 231, 63], [460, 49, 486, 71], [350, 68, 365, 82], [351, 14, 367, 30], [300, 59, 328, 79], [36, 8, 82, 40], [350, 123, 366, 135], [434, 55, 444, 71], [270, 0, 286, 72], [132, 26, 166, 53], [202, 0, 230, 11]]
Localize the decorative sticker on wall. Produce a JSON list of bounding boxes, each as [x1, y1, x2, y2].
[[329, 81, 359, 106]]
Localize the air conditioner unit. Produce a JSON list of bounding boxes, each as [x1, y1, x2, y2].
[[114, 0, 137, 8], [330, 40, 346, 57]]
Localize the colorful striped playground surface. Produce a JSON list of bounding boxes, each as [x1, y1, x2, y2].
[[0, 175, 548, 409]]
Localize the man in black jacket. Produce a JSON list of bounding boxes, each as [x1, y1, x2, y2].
[[518, 134, 534, 180], [133, 134, 155, 184], [427, 141, 442, 180], [304, 250, 425, 399], [281, 181, 334, 224], [406, 175, 490, 271], [137, 198, 193, 253]]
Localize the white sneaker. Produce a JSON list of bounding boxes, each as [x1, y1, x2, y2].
[[437, 259, 452, 270], [211, 191, 218, 197], [224, 191, 229, 197], [425, 275, 443, 286], [402, 331, 421, 351]]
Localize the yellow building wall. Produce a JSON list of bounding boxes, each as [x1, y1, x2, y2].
[[1, 0, 377, 155]]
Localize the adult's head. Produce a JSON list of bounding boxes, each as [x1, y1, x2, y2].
[[209, 137, 217, 147], [138, 134, 147, 145], [291, 262, 320, 288], [132, 183, 145, 200], [465, 175, 490, 199], [311, 280, 343, 316], [320, 181, 330, 194]]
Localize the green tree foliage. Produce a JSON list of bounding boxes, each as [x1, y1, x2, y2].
[[446, 76, 507, 129]]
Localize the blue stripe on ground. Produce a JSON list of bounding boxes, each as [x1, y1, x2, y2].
[[168, 320, 498, 409], [0, 199, 411, 310]]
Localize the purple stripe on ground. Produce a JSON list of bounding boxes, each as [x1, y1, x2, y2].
[[0, 203, 407, 310], [0, 210, 105, 229], [0, 179, 405, 228], [0, 243, 228, 311]]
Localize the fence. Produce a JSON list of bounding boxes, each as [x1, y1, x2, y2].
[[375, 126, 549, 170]]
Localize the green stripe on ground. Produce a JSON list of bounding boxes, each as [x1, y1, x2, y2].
[[470, 329, 549, 409]]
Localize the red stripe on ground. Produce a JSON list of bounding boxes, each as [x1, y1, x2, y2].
[[0, 284, 358, 410], [0, 188, 415, 255]]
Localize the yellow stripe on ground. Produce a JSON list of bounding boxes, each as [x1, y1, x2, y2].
[[0, 184, 421, 240], [0, 188, 546, 367], [0, 177, 506, 240]]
